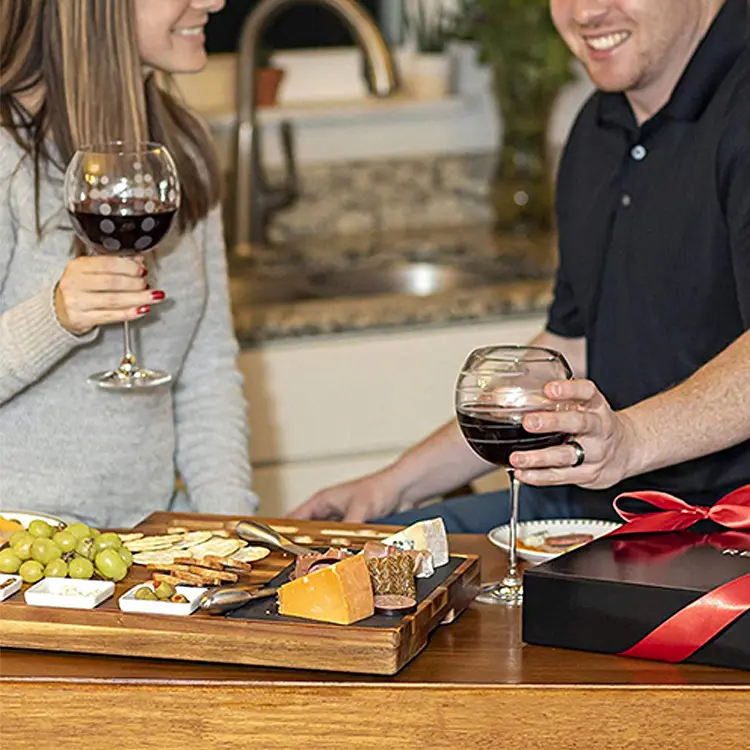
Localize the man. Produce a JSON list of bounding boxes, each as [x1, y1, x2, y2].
[[292, 0, 750, 532]]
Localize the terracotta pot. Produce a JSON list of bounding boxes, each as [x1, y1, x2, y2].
[[255, 67, 285, 107]]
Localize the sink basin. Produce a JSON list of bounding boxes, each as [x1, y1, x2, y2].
[[307, 263, 499, 298], [230, 262, 515, 306]]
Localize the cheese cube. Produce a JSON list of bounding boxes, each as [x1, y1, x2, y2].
[[382, 518, 449, 568], [278, 553, 374, 625]]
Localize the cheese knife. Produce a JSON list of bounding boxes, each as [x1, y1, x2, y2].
[[199, 585, 279, 615], [234, 519, 313, 556]]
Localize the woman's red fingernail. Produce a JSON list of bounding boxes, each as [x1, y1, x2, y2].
[[140, 267, 148, 277], [151, 290, 165, 302], [137, 305, 150, 315]]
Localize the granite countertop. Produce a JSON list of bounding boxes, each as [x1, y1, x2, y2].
[[229, 225, 557, 345]]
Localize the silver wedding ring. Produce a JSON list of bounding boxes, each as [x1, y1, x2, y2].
[[568, 440, 586, 467]]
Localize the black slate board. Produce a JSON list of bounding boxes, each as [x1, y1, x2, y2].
[[227, 555, 464, 627]]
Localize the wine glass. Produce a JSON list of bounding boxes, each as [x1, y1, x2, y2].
[[64, 141, 180, 390], [455, 345, 573, 605]]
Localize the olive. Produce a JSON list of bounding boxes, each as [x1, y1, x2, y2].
[[153, 581, 174, 600], [134, 587, 158, 601]]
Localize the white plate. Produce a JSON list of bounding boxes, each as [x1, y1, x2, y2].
[[0, 510, 66, 529], [119, 583, 207, 616], [24, 578, 114, 609], [488, 518, 621, 565], [0, 574, 22, 602]]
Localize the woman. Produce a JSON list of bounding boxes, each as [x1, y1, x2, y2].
[[0, 0, 259, 527]]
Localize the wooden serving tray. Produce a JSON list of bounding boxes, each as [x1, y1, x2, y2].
[[0, 513, 480, 675]]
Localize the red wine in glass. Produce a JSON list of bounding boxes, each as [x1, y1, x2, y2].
[[456, 404, 565, 466], [63, 141, 181, 390], [69, 199, 176, 255], [455, 344, 574, 606]]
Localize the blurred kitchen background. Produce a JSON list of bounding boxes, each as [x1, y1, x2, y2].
[[172, 0, 594, 516]]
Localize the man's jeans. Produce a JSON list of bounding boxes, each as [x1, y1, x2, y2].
[[375, 484, 606, 534]]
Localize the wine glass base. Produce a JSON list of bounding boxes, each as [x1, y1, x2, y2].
[[475, 579, 523, 606], [88, 368, 172, 390]]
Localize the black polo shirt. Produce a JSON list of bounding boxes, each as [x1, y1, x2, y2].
[[547, 0, 750, 513]]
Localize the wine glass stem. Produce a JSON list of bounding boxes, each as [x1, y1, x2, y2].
[[505, 468, 521, 586], [119, 321, 138, 374]]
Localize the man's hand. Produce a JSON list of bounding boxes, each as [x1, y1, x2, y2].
[[510, 379, 642, 489], [289, 470, 404, 522]]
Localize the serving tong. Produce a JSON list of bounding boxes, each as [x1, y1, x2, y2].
[[200, 520, 314, 615]]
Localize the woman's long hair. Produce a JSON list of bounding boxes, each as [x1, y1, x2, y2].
[[0, 0, 222, 234]]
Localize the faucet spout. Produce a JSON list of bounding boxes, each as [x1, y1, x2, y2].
[[232, 0, 398, 257]]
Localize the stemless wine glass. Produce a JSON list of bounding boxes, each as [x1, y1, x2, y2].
[[64, 141, 180, 390], [455, 345, 573, 605]]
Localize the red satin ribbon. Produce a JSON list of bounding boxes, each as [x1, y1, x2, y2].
[[611, 530, 750, 564], [609, 485, 750, 663]]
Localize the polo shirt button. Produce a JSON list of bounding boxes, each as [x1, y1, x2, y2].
[[631, 144, 647, 161], [621, 194, 632, 207]]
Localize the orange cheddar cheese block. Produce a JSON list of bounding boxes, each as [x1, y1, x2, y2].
[[278, 553, 374, 625]]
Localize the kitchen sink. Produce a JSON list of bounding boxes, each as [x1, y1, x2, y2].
[[229, 262, 517, 306]]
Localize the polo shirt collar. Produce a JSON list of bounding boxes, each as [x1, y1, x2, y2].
[[597, 0, 747, 130]]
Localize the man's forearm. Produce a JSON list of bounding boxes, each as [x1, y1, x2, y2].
[[623, 329, 750, 477], [386, 328, 586, 508], [387, 419, 494, 508]]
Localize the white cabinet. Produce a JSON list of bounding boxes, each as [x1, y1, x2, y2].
[[239, 314, 545, 516]]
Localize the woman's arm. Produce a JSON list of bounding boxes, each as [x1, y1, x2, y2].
[[0, 142, 98, 406]]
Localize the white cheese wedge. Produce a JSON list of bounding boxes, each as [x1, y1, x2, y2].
[[382, 518, 449, 568]]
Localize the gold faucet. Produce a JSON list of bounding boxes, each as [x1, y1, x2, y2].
[[232, 0, 398, 257]]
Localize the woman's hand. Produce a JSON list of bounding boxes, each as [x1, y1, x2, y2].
[[509, 379, 642, 490], [54, 255, 164, 335]]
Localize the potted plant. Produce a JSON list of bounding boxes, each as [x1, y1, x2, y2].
[[472, 0, 574, 234], [255, 44, 285, 107], [402, 0, 452, 99], [444, 0, 489, 95]]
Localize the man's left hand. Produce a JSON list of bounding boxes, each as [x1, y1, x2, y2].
[[510, 379, 641, 489]]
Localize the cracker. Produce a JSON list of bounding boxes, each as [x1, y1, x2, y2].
[[230, 546, 271, 563], [125, 533, 186, 551], [292, 535, 314, 545], [117, 533, 145, 543], [269, 524, 299, 535], [132, 550, 184, 566], [188, 538, 245, 560]]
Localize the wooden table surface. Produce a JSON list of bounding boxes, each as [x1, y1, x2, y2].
[[1, 514, 749, 749]]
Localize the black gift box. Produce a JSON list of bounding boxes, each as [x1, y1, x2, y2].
[[522, 526, 750, 670]]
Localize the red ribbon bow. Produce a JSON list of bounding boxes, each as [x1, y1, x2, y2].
[[608, 485, 750, 664], [611, 484, 750, 535]]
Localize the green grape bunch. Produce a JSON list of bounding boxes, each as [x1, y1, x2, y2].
[[0, 520, 134, 585]]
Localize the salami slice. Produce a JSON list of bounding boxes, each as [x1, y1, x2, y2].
[[306, 556, 343, 573], [373, 594, 417, 616], [544, 533, 594, 549]]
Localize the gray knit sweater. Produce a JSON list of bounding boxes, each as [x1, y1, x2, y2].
[[0, 130, 258, 528]]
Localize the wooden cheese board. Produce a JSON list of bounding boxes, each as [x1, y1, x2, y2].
[[0, 512, 481, 675]]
